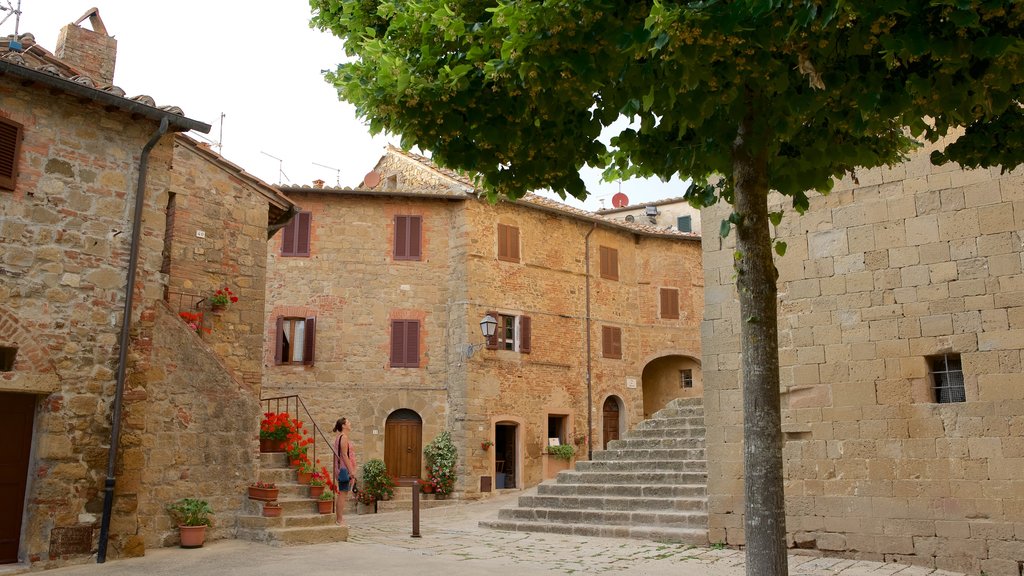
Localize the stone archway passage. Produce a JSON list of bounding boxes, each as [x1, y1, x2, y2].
[[0, 393, 34, 564], [384, 409, 422, 486], [602, 396, 621, 450]]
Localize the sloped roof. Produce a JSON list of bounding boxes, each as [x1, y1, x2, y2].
[[596, 195, 690, 214], [0, 32, 208, 133]]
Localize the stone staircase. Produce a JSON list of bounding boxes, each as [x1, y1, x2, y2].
[[480, 397, 708, 544], [377, 486, 461, 513], [236, 452, 349, 545]]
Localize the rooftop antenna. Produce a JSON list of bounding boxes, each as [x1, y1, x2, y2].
[[261, 151, 290, 184], [312, 162, 341, 187], [0, 0, 23, 36]]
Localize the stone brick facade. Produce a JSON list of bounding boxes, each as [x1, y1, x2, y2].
[[701, 138, 1024, 575], [266, 148, 702, 498], [0, 22, 293, 568]]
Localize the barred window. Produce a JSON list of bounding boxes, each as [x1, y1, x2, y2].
[[930, 354, 965, 404]]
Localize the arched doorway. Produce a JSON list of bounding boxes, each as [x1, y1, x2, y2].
[[384, 409, 422, 486], [601, 396, 623, 450], [641, 355, 702, 418]]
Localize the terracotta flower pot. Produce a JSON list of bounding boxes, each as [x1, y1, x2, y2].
[[262, 504, 282, 518], [309, 485, 325, 499], [248, 486, 279, 501], [178, 525, 207, 548], [259, 438, 286, 453], [296, 471, 313, 484], [316, 500, 333, 514]]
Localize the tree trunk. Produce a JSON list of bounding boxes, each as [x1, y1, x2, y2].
[[732, 104, 788, 576]]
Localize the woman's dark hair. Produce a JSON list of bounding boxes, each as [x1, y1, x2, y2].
[[333, 417, 348, 432]]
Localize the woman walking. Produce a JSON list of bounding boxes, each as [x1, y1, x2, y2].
[[332, 417, 356, 525]]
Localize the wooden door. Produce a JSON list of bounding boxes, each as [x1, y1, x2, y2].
[[0, 393, 34, 564], [384, 409, 422, 485], [602, 397, 620, 450]]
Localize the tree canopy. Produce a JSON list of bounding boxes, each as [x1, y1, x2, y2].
[[312, 1, 1023, 574]]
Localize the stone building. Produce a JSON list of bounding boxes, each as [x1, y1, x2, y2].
[[598, 196, 703, 235], [265, 146, 703, 496], [0, 12, 295, 568], [701, 137, 1024, 574]]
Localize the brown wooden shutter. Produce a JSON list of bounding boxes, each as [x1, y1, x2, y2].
[[602, 326, 621, 359], [660, 288, 679, 319], [599, 246, 611, 279], [303, 317, 316, 366], [295, 212, 312, 256], [497, 224, 508, 259], [519, 316, 531, 354], [281, 219, 296, 255], [0, 118, 21, 191], [405, 320, 420, 367], [509, 225, 520, 261], [390, 320, 405, 367], [485, 310, 499, 350], [274, 316, 285, 364], [611, 248, 618, 280], [409, 216, 422, 260], [612, 327, 622, 358], [395, 215, 408, 259]]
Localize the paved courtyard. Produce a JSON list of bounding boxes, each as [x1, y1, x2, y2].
[[42, 491, 967, 576]]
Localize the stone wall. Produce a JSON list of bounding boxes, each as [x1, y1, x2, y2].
[[701, 139, 1024, 575]]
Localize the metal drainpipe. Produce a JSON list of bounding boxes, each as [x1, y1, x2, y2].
[[584, 222, 596, 461], [97, 116, 169, 563]]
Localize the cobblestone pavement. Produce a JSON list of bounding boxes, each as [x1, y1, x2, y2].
[[40, 490, 968, 576]]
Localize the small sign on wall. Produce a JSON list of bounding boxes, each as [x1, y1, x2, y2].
[[626, 378, 637, 389]]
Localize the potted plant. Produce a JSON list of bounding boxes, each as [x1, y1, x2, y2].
[[208, 286, 238, 311], [355, 488, 377, 514], [548, 443, 576, 461], [167, 498, 212, 548], [481, 440, 494, 451], [247, 481, 279, 501], [295, 459, 315, 484], [262, 501, 282, 518], [361, 458, 395, 502], [424, 430, 457, 497], [309, 469, 328, 499], [259, 412, 293, 453], [316, 490, 335, 514]]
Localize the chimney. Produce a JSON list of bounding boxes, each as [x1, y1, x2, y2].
[[55, 8, 117, 86]]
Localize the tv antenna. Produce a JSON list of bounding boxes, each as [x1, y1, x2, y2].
[[191, 113, 225, 153], [312, 162, 341, 187], [0, 0, 23, 36], [261, 151, 290, 184]]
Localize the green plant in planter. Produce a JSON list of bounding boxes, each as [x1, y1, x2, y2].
[[547, 444, 576, 462], [361, 458, 395, 501], [423, 430, 458, 496], [167, 498, 213, 527], [318, 490, 335, 502]]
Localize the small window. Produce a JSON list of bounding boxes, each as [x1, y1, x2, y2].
[[390, 319, 420, 368], [275, 317, 316, 365], [485, 312, 531, 354], [677, 215, 692, 233], [601, 325, 622, 359], [660, 288, 679, 319], [281, 212, 312, 257], [0, 346, 17, 371], [930, 354, 965, 403], [394, 215, 422, 260], [547, 415, 568, 445], [599, 246, 618, 280], [0, 117, 23, 191], [680, 369, 693, 388], [497, 223, 520, 262]]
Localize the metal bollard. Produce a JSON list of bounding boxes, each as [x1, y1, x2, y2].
[[411, 479, 421, 538]]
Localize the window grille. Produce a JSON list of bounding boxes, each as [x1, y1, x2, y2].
[[930, 354, 965, 403]]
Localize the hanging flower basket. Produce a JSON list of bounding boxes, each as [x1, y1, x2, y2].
[[262, 502, 282, 517]]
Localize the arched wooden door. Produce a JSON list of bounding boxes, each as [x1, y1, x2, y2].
[[384, 409, 422, 486], [602, 397, 620, 450], [0, 393, 34, 564]]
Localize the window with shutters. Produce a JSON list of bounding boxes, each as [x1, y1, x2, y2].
[[394, 215, 422, 260], [274, 316, 316, 365], [599, 246, 618, 280], [485, 312, 531, 353], [497, 223, 520, 262], [280, 211, 312, 257], [660, 288, 679, 319], [0, 117, 23, 191], [390, 319, 421, 368], [677, 215, 692, 233], [930, 354, 965, 403], [601, 325, 622, 359]]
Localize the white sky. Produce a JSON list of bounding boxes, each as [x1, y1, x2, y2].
[[16, 0, 686, 211]]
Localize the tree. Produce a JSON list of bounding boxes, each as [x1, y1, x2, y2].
[[312, 1, 1024, 574]]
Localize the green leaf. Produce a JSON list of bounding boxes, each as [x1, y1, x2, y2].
[[720, 219, 731, 238], [774, 241, 787, 257], [768, 211, 783, 227]]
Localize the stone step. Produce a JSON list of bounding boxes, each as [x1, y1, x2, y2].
[[258, 468, 304, 485], [606, 437, 705, 450], [555, 470, 707, 485], [258, 452, 291, 468], [623, 427, 706, 440], [592, 448, 705, 461], [536, 482, 705, 499], [238, 512, 338, 530], [635, 416, 706, 430], [497, 506, 706, 529], [377, 497, 460, 513], [517, 494, 706, 512], [236, 524, 348, 546], [480, 518, 707, 545], [665, 397, 704, 409], [573, 459, 706, 473], [651, 406, 704, 419]]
